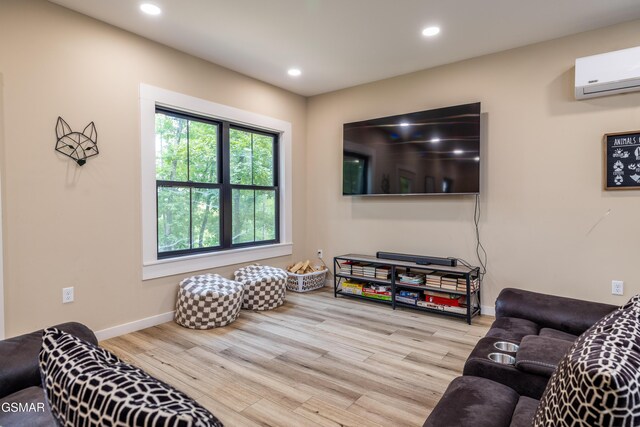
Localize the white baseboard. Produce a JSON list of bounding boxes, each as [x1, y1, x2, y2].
[[481, 305, 495, 317], [95, 311, 175, 342]]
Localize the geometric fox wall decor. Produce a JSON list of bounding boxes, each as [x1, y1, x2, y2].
[[54, 117, 99, 166]]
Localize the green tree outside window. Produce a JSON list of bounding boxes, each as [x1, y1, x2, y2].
[[155, 110, 278, 258]]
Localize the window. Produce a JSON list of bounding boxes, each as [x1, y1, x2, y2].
[[155, 109, 278, 258], [229, 127, 278, 245], [141, 84, 292, 280], [155, 110, 221, 256], [343, 152, 367, 194]]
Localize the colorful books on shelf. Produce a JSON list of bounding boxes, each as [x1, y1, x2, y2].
[[350, 262, 370, 277], [425, 272, 445, 287], [362, 284, 392, 301], [362, 265, 377, 278], [375, 266, 391, 280], [398, 271, 426, 286], [363, 285, 391, 293], [440, 274, 459, 291], [338, 261, 353, 275], [395, 290, 420, 305], [424, 290, 462, 307], [456, 277, 479, 292], [417, 300, 467, 314], [395, 296, 417, 305], [341, 280, 363, 295], [362, 293, 392, 301], [441, 274, 458, 285]]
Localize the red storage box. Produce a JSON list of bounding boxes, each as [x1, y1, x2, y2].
[[425, 294, 461, 307]]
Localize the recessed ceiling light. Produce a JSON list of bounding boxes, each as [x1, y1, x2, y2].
[[422, 26, 441, 37], [400, 122, 410, 127], [287, 68, 302, 77], [431, 138, 441, 143], [474, 156, 480, 161], [140, 3, 162, 15], [453, 149, 464, 155]]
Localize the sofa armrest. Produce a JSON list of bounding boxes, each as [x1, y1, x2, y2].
[[495, 288, 617, 336], [463, 336, 550, 399], [515, 335, 573, 377], [0, 322, 97, 399]]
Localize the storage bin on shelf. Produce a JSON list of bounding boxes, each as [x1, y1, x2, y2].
[[286, 268, 327, 292]]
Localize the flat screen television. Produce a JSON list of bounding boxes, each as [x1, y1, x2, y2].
[[342, 102, 481, 195]]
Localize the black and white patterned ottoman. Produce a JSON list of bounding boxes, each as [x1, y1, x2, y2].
[[234, 265, 288, 310], [174, 274, 244, 329]]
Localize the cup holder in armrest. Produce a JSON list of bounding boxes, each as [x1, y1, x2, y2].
[[493, 341, 519, 353], [488, 352, 516, 365]]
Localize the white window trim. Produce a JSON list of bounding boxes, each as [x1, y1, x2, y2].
[[140, 84, 293, 280]]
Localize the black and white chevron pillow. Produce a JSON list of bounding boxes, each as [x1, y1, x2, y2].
[[39, 328, 223, 427]]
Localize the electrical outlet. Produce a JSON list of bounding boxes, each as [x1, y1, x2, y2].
[[612, 280, 624, 296], [62, 287, 74, 303], [317, 249, 323, 259]]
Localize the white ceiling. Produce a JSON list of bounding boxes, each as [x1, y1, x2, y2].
[[49, 0, 640, 96]]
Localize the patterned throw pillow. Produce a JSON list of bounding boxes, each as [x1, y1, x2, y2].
[[620, 294, 640, 311], [39, 328, 223, 427], [533, 297, 640, 426]]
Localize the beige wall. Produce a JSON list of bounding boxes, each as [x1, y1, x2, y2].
[[1, 1, 639, 337], [305, 20, 640, 309], [0, 0, 307, 336]]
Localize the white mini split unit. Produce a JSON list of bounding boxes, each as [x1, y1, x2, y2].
[[575, 45, 640, 100]]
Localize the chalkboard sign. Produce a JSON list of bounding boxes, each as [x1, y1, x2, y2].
[[604, 131, 640, 190]]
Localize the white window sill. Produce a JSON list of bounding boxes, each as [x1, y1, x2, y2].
[[142, 242, 293, 280]]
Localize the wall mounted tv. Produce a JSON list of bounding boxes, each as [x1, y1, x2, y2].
[[342, 102, 481, 196]]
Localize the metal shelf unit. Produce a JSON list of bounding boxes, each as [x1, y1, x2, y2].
[[333, 254, 481, 325]]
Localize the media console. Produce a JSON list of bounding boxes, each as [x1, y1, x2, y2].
[[333, 253, 481, 324]]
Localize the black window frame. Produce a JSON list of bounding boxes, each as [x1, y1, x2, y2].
[[155, 107, 280, 259]]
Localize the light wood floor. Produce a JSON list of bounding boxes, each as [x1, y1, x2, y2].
[[101, 288, 492, 427]]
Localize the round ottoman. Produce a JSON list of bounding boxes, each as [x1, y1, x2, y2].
[[174, 274, 244, 329], [233, 265, 288, 310]]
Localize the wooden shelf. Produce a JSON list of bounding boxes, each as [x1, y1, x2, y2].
[[335, 253, 478, 275], [333, 254, 482, 325]]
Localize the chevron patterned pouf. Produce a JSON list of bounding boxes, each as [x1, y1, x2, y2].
[[174, 274, 244, 329], [234, 264, 288, 311]]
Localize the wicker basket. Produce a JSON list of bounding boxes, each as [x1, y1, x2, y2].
[[286, 269, 327, 292]]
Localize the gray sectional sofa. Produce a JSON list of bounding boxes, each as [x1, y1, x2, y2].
[[424, 288, 640, 426], [0, 322, 97, 426]]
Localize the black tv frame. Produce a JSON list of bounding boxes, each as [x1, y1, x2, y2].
[[341, 102, 482, 197]]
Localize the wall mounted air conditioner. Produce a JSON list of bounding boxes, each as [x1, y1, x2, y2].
[[575, 45, 640, 100]]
